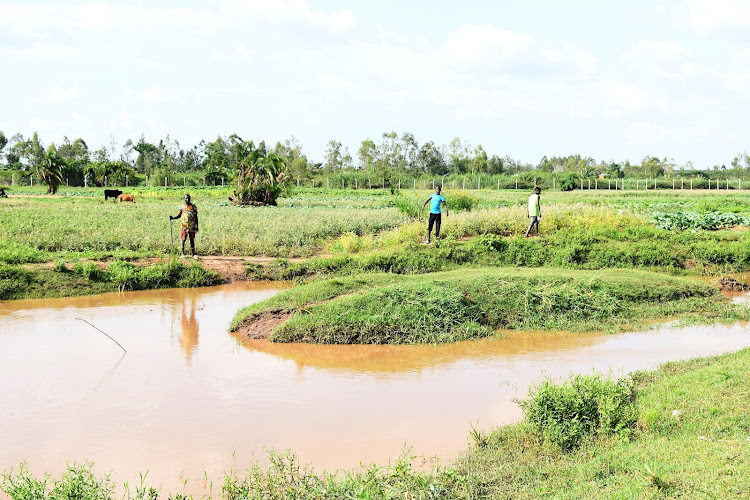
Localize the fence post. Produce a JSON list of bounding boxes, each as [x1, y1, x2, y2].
[[11, 173, 14, 186], [105, 175, 107, 187], [383, 178, 385, 189], [165, 176, 167, 187], [344, 178, 346, 189], [30, 175, 32, 186], [727, 178, 729, 189], [497, 178, 500, 189], [552, 178, 555, 190], [327, 178, 329, 189], [690, 178, 693, 189], [608, 179, 611, 189], [673, 179, 675, 189], [515, 178, 518, 190], [356, 178, 358, 190], [595, 179, 598, 189], [588, 179, 591, 189], [740, 179, 742, 190], [708, 179, 710, 190], [413, 178, 416, 190], [398, 179, 400, 189], [636, 179, 639, 190], [452, 179, 455, 189], [183, 176, 186, 187], [581, 178, 584, 190], [478, 177, 481, 190]]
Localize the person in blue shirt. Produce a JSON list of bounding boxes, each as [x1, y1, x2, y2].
[[421, 186, 448, 244]]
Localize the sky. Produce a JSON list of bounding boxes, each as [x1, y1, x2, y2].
[[1, 0, 749, 167]]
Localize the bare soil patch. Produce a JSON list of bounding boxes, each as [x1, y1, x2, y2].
[[719, 276, 750, 292], [235, 310, 292, 339]]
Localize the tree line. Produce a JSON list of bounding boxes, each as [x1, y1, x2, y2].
[[1, 129, 749, 192]]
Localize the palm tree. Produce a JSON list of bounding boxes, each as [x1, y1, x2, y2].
[[37, 151, 67, 194], [229, 143, 288, 206]]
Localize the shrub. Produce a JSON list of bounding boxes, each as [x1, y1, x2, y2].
[[72, 261, 103, 281], [470, 233, 508, 253], [52, 259, 68, 273], [518, 373, 637, 450], [558, 174, 579, 192], [448, 191, 477, 212]]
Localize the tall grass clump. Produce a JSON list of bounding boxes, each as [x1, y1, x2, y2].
[[1, 462, 115, 500], [518, 374, 637, 451]]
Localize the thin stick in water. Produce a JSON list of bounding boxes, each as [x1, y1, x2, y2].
[[76, 318, 127, 354]]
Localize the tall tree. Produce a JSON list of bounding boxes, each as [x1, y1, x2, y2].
[[358, 139, 377, 171], [37, 150, 67, 194], [229, 140, 288, 206]]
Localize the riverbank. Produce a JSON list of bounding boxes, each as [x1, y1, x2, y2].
[[0, 259, 223, 300], [231, 268, 750, 344], [3, 346, 748, 498]]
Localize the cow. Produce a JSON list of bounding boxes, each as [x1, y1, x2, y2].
[[117, 193, 136, 203], [104, 189, 123, 201], [0, 188, 7, 198]]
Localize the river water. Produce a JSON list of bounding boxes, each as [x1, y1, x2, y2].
[[1, 282, 749, 494]]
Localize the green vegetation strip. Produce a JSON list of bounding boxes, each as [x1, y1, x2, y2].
[[0, 260, 223, 300], [232, 268, 748, 344], [4, 348, 750, 498]]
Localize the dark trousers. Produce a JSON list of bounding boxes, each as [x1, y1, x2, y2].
[[428, 213, 442, 239]]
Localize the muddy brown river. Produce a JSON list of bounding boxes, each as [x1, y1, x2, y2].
[[2, 282, 749, 495]]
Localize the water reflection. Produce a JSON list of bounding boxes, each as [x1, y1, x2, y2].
[[178, 297, 200, 361]]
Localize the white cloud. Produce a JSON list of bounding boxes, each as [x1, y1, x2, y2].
[[627, 121, 669, 145], [29, 118, 55, 130], [446, 25, 534, 66], [688, 0, 750, 31], [143, 85, 163, 102], [44, 87, 77, 103], [119, 109, 132, 129], [604, 80, 646, 116]]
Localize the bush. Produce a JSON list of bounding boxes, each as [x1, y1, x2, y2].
[[72, 261, 103, 280], [518, 373, 637, 450], [52, 259, 68, 273], [558, 174, 579, 192], [470, 233, 508, 253], [448, 191, 477, 212]]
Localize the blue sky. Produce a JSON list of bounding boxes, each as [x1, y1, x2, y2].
[[1, 0, 748, 167]]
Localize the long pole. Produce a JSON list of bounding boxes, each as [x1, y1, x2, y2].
[[76, 318, 127, 354]]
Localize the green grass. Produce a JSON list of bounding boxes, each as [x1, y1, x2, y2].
[[4, 348, 750, 498], [0, 196, 406, 258], [232, 268, 748, 344], [0, 260, 223, 300]]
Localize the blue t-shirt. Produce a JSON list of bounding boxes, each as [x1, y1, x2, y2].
[[430, 194, 446, 214]]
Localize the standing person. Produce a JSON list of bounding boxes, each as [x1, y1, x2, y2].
[[170, 194, 199, 258], [525, 187, 541, 237], [422, 186, 448, 244]]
